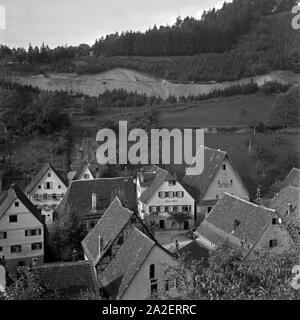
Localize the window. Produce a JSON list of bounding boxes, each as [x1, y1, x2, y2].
[[149, 264, 155, 279], [47, 172, 51, 178], [131, 217, 137, 224], [150, 206, 157, 213], [166, 279, 177, 290], [58, 185, 61, 189], [234, 219, 240, 228], [38, 185, 41, 189], [158, 192, 165, 198], [9, 215, 17, 223], [177, 205, 182, 212], [44, 182, 52, 190], [0, 232, 7, 239], [83, 174, 90, 180], [168, 181, 176, 186], [269, 239, 278, 248], [207, 207, 212, 213], [176, 191, 184, 198], [11, 245, 22, 253], [183, 205, 191, 212], [31, 243, 42, 250], [89, 221, 96, 229], [14, 201, 19, 207], [230, 179, 233, 185], [272, 218, 281, 225], [25, 229, 41, 237], [168, 191, 174, 198], [173, 206, 178, 212], [159, 206, 165, 213], [150, 279, 158, 295], [0, 247, 2, 252], [222, 164, 226, 170], [168, 206, 173, 213]]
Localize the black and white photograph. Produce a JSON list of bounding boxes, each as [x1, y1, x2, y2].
[[0, 0, 300, 307]]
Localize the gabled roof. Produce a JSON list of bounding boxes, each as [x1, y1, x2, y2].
[[139, 165, 176, 204], [0, 184, 44, 224], [81, 197, 135, 265], [25, 163, 68, 194], [195, 193, 275, 254], [183, 146, 249, 202], [72, 161, 102, 181], [270, 185, 300, 228], [270, 168, 300, 193], [33, 260, 100, 299], [99, 228, 157, 300], [55, 177, 137, 220]]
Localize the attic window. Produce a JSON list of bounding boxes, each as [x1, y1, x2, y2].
[[48, 173, 51, 178], [168, 181, 176, 186], [14, 201, 19, 207], [269, 239, 278, 248], [222, 164, 226, 170], [9, 215, 18, 223], [149, 264, 155, 279], [272, 218, 281, 225]]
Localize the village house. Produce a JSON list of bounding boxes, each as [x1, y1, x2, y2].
[[32, 260, 100, 299], [67, 161, 102, 183], [195, 193, 293, 260], [270, 185, 300, 232], [25, 163, 68, 225], [99, 227, 178, 300], [55, 177, 137, 231], [136, 165, 195, 231], [82, 197, 153, 275], [182, 146, 250, 223], [0, 184, 44, 273]]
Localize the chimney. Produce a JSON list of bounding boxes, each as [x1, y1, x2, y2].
[[95, 167, 100, 179], [92, 193, 97, 211], [99, 236, 104, 257]]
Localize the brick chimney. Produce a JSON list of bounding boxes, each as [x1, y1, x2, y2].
[[92, 193, 97, 211]]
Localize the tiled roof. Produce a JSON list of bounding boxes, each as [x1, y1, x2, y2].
[[139, 165, 175, 204], [25, 163, 68, 194], [270, 168, 300, 193], [99, 228, 156, 300], [0, 184, 44, 224], [182, 146, 232, 202], [33, 260, 100, 299], [196, 193, 275, 254], [55, 177, 137, 220], [270, 185, 300, 228], [81, 197, 134, 265]]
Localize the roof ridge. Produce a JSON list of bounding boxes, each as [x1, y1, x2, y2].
[[223, 193, 275, 212]]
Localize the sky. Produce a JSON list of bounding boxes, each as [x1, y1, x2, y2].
[[0, 0, 226, 48]]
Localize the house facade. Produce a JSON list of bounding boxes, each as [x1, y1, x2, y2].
[[183, 147, 250, 223], [137, 166, 195, 231], [0, 185, 44, 273], [25, 163, 68, 225]]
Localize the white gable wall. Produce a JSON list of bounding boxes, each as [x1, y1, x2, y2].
[[0, 198, 44, 268], [122, 245, 178, 300], [28, 167, 67, 224], [78, 166, 94, 181]]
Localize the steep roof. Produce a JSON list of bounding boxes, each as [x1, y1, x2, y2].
[[55, 177, 137, 220], [72, 161, 102, 181], [81, 197, 134, 265], [0, 184, 44, 224], [270, 185, 300, 228], [99, 228, 157, 300], [25, 163, 68, 194], [195, 193, 275, 254], [182, 146, 229, 202], [139, 165, 176, 204], [33, 260, 100, 299], [271, 168, 300, 193]]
